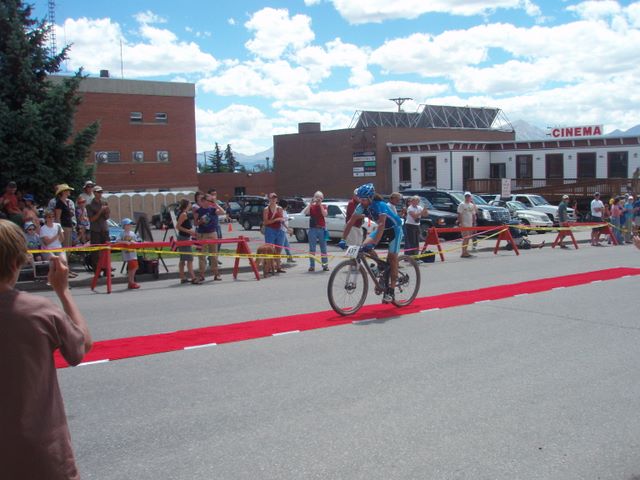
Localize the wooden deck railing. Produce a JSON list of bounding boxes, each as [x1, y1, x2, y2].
[[466, 178, 640, 201]]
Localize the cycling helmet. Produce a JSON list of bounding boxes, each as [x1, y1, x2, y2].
[[355, 183, 375, 200]]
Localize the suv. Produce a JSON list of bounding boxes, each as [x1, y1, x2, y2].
[[383, 194, 459, 241], [402, 189, 514, 227], [238, 198, 268, 230]]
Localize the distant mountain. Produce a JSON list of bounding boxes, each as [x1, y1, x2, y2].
[[607, 124, 640, 136], [510, 119, 547, 140], [197, 146, 274, 171]]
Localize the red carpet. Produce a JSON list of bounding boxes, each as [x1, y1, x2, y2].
[[55, 267, 640, 368]]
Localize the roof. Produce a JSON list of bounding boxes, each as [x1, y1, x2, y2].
[[353, 105, 510, 130]]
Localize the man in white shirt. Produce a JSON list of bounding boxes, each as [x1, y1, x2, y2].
[[590, 192, 605, 246], [457, 192, 477, 258], [405, 195, 427, 256]]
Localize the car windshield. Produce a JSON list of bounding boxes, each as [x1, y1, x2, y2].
[[471, 195, 488, 205], [418, 197, 434, 209], [107, 218, 120, 227], [529, 195, 550, 206], [508, 201, 528, 210], [449, 192, 465, 203]]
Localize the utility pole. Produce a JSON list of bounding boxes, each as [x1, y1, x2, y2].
[[389, 97, 413, 113], [48, 0, 56, 56]]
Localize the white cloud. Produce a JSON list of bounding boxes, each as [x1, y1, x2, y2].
[[567, 1, 622, 21], [244, 8, 315, 59], [328, 0, 542, 24], [304, 0, 322, 5], [133, 10, 167, 25], [295, 38, 372, 87], [227, 18, 236, 26], [58, 15, 219, 77]]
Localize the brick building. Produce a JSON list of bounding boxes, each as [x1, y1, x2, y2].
[[65, 75, 198, 192], [274, 107, 515, 198]]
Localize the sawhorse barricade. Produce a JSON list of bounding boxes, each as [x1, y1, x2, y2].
[[91, 236, 260, 293], [569, 222, 618, 246], [551, 224, 579, 249], [421, 226, 520, 262]]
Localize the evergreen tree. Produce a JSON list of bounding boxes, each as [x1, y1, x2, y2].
[[208, 142, 224, 172], [223, 144, 237, 172], [0, 1, 99, 201]]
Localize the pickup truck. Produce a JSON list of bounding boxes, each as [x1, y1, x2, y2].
[[288, 201, 376, 242]]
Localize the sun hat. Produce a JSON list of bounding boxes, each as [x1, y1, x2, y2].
[[464, 191, 472, 197], [562, 194, 569, 199], [55, 183, 74, 196]]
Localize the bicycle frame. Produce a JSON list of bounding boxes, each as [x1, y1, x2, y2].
[[357, 251, 390, 294]]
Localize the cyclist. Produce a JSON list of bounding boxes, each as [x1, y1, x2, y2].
[[339, 183, 403, 303]]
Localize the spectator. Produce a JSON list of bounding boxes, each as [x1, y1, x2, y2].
[[389, 192, 406, 219], [557, 195, 571, 249], [623, 195, 634, 243], [590, 192, 605, 246], [75, 196, 90, 236], [54, 184, 75, 249], [21, 194, 40, 233], [279, 198, 295, 263], [405, 195, 427, 256], [303, 191, 329, 272], [193, 191, 225, 281], [24, 221, 43, 262], [77, 180, 95, 205], [175, 199, 200, 285], [262, 192, 287, 273], [86, 186, 110, 271], [119, 218, 141, 289], [633, 195, 640, 236], [345, 189, 363, 246], [207, 188, 224, 267], [609, 197, 623, 245], [457, 191, 477, 258], [40, 209, 65, 262], [0, 219, 92, 480], [0, 181, 23, 225]]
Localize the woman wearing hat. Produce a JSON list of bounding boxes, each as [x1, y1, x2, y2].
[[54, 184, 75, 249]]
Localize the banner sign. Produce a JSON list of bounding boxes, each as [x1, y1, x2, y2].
[[549, 125, 603, 139]]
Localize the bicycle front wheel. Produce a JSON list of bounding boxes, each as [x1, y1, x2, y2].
[[392, 255, 421, 307], [327, 259, 369, 316]]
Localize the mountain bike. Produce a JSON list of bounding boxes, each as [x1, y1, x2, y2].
[[327, 245, 421, 316]]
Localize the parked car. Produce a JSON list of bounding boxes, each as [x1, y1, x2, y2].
[[107, 218, 125, 242], [384, 194, 459, 241], [402, 189, 514, 227], [225, 201, 242, 220], [507, 194, 576, 225], [288, 201, 376, 242], [490, 200, 554, 233]]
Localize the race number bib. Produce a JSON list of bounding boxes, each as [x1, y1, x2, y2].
[[345, 245, 360, 258]]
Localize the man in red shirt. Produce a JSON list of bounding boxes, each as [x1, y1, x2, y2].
[[0, 219, 92, 479], [0, 180, 23, 225], [345, 189, 364, 246]]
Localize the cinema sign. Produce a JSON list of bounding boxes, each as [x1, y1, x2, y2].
[[549, 125, 603, 139]]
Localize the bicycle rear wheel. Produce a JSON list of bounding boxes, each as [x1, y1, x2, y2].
[[392, 255, 421, 307], [327, 259, 369, 316]]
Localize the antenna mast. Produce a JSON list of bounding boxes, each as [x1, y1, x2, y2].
[[47, 0, 57, 56], [389, 97, 413, 113]]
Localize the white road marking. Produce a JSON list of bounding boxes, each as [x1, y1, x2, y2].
[[272, 330, 300, 336], [184, 343, 217, 350], [352, 318, 376, 324], [79, 359, 109, 366], [420, 308, 440, 312]]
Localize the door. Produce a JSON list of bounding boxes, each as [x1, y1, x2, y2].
[[545, 153, 563, 179], [325, 204, 344, 236], [577, 152, 596, 178], [421, 156, 437, 187], [516, 154, 533, 187], [463, 156, 474, 190]]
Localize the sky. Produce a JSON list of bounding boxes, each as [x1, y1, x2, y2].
[[33, 0, 640, 155]]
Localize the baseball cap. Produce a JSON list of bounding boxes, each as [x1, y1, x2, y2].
[[84, 180, 95, 188], [562, 194, 569, 199], [121, 218, 134, 226], [93, 185, 104, 192], [24, 222, 36, 231], [23, 194, 34, 202], [464, 191, 472, 197]]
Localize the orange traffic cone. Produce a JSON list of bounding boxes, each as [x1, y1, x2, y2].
[[228, 221, 233, 232]]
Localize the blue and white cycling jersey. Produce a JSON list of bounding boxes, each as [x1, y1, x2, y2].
[[355, 200, 402, 230]]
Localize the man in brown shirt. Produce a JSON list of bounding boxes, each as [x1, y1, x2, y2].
[[0, 219, 92, 479], [86, 185, 110, 271]]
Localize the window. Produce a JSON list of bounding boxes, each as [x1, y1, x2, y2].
[[155, 112, 168, 123], [130, 112, 143, 123], [156, 150, 169, 162], [462, 156, 474, 181], [516, 155, 532, 179], [608, 151, 628, 178], [545, 153, 564, 179], [399, 157, 411, 182], [490, 163, 506, 179], [577, 152, 596, 178], [421, 156, 437, 187], [327, 205, 342, 217], [132, 151, 144, 162]]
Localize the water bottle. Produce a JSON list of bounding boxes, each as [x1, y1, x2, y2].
[[370, 263, 378, 277]]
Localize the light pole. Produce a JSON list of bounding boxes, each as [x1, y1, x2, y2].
[[266, 156, 270, 171]]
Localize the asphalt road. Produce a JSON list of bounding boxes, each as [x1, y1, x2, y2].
[[36, 232, 640, 479]]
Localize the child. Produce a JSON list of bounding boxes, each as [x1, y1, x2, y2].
[[119, 218, 140, 289], [24, 221, 43, 262]]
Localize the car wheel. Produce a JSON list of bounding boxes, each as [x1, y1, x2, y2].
[[242, 220, 252, 231], [294, 228, 308, 242]]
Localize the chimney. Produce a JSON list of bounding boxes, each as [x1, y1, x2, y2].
[[99, 69, 110, 78]]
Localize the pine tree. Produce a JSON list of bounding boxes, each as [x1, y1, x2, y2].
[[223, 144, 237, 172], [0, 1, 99, 201], [208, 142, 224, 172]]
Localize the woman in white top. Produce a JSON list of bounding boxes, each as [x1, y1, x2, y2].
[[40, 209, 65, 262], [405, 196, 426, 256]]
